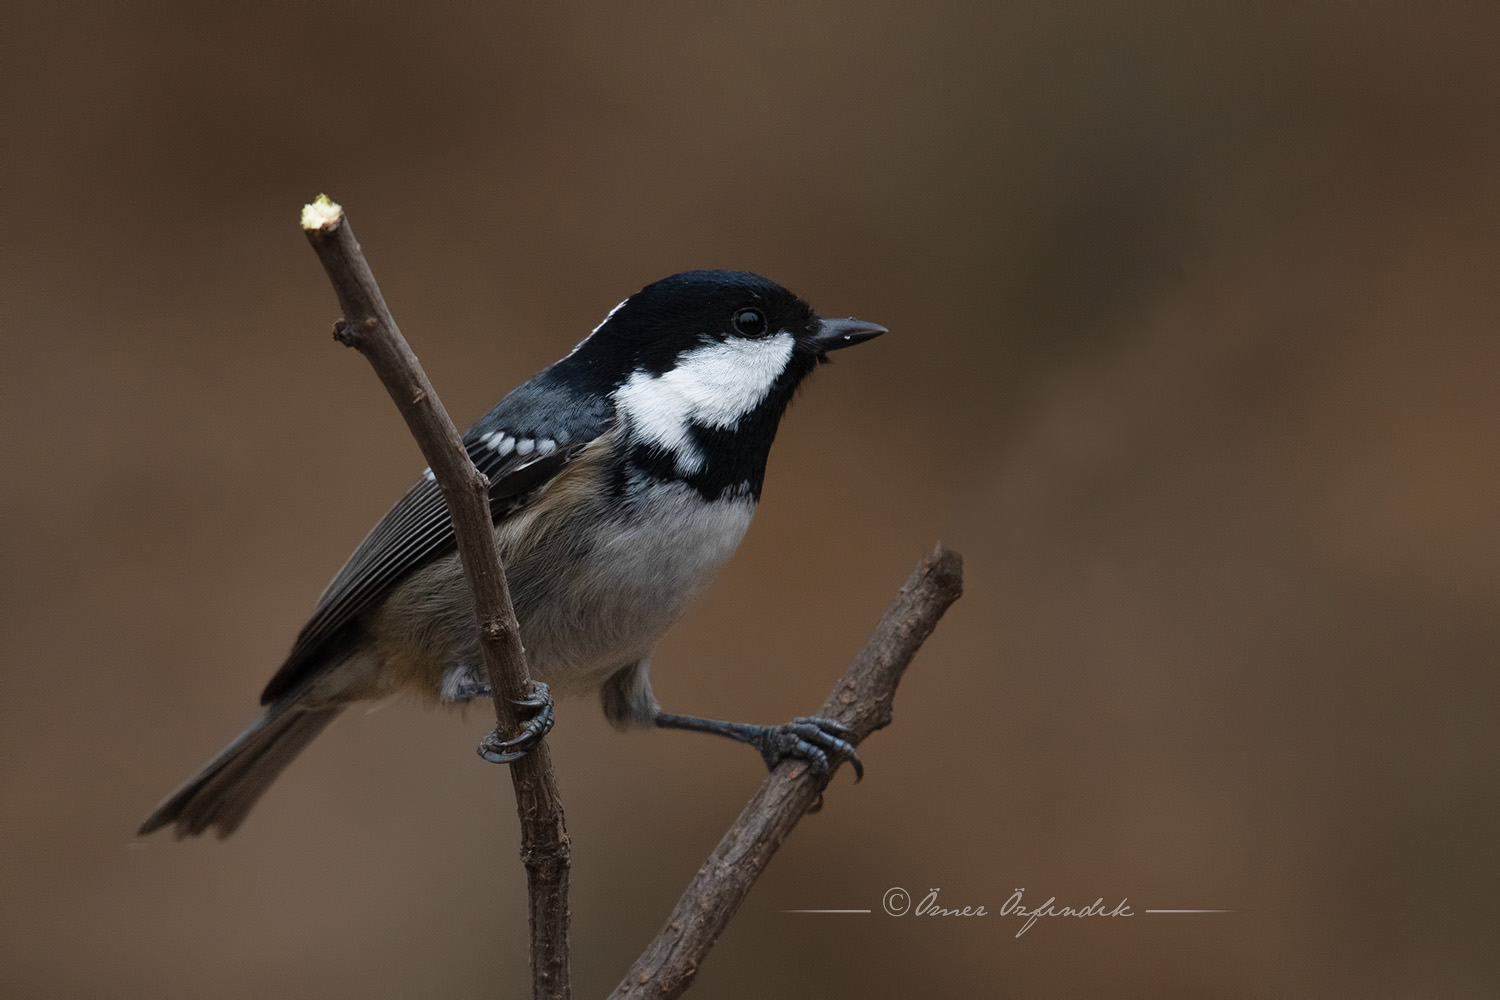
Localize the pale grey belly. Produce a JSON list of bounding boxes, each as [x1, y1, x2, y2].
[[369, 482, 755, 700], [509, 485, 755, 691]]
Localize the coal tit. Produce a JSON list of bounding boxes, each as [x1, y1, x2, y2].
[[139, 269, 885, 838]]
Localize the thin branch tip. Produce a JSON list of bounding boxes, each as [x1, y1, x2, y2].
[[300, 193, 343, 231], [926, 543, 964, 588]]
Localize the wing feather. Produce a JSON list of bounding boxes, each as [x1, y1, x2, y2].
[[260, 388, 612, 705]]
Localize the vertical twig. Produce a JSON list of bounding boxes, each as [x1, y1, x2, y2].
[[300, 195, 570, 999]]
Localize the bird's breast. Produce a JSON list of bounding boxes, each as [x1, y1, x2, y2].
[[501, 477, 756, 690]]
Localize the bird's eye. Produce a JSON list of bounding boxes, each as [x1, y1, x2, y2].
[[732, 307, 768, 338]]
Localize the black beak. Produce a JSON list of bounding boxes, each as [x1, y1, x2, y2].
[[809, 316, 887, 352]]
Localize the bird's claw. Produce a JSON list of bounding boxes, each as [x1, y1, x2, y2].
[[476, 681, 555, 763], [752, 715, 863, 783]]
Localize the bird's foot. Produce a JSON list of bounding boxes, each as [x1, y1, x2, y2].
[[750, 716, 864, 782], [653, 711, 865, 785], [476, 681, 555, 763]]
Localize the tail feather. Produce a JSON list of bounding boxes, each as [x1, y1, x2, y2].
[[138, 704, 342, 839]]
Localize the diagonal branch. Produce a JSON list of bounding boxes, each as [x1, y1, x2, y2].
[[610, 544, 963, 999], [300, 195, 570, 1000]]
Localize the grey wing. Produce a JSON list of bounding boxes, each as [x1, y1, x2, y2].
[[260, 383, 614, 705]]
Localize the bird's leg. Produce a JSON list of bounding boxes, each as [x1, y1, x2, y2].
[[476, 680, 555, 763], [447, 680, 492, 700], [440, 661, 495, 703], [653, 712, 863, 782]]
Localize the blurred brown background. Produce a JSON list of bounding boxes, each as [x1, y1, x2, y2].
[[3, 2, 1498, 996]]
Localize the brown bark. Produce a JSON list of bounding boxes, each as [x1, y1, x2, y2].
[[302, 197, 571, 1000], [609, 544, 964, 999]]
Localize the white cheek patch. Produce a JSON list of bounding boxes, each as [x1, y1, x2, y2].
[[613, 332, 794, 473]]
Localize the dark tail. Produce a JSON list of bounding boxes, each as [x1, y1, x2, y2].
[[137, 703, 343, 839]]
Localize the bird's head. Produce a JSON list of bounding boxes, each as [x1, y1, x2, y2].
[[548, 270, 885, 499]]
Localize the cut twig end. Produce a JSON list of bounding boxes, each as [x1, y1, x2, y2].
[[300, 193, 343, 231], [927, 543, 963, 587]]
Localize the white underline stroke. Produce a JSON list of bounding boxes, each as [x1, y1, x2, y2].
[[780, 909, 873, 913], [1144, 909, 1240, 913]]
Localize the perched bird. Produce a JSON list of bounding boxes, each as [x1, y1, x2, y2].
[[139, 269, 885, 838]]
